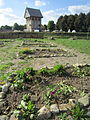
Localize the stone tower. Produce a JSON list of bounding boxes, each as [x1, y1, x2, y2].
[[24, 7, 43, 32]]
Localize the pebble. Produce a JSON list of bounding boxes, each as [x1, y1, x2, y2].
[[0, 115, 8, 120], [78, 94, 90, 107], [0, 92, 5, 99], [50, 104, 59, 114], [37, 106, 51, 120]]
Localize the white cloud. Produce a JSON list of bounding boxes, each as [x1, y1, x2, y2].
[[0, 0, 4, 7], [68, 5, 90, 14], [42, 10, 60, 24], [0, 8, 25, 26], [35, 0, 46, 7]]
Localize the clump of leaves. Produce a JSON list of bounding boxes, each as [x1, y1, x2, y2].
[[14, 94, 37, 120], [70, 103, 86, 120], [58, 113, 68, 120], [38, 65, 65, 76], [11, 67, 36, 89], [73, 65, 90, 77]]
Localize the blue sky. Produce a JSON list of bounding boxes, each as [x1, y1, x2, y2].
[[0, 0, 90, 26]]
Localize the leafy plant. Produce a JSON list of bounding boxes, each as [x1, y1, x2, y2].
[[70, 103, 87, 120], [73, 66, 90, 77], [38, 65, 65, 76], [56, 83, 77, 95], [14, 94, 37, 120], [44, 83, 77, 105], [58, 113, 68, 120]]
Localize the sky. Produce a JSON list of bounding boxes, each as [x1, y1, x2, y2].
[[0, 0, 90, 26]]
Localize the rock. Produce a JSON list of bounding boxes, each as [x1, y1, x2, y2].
[[2, 83, 10, 93], [59, 103, 73, 112], [69, 99, 76, 107], [0, 101, 4, 108], [0, 92, 5, 99], [31, 95, 38, 102], [50, 104, 59, 114], [78, 94, 90, 107], [0, 99, 4, 102], [37, 106, 51, 120], [10, 114, 18, 120], [0, 115, 9, 120]]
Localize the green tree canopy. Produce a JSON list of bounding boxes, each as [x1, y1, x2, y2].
[[47, 20, 55, 32]]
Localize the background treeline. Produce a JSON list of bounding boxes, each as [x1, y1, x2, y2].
[[45, 12, 90, 32], [0, 23, 26, 32]]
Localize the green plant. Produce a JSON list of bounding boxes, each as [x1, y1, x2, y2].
[[44, 83, 77, 105], [38, 65, 65, 76], [73, 66, 90, 77], [12, 79, 24, 89], [70, 103, 87, 120], [56, 83, 77, 95], [14, 94, 37, 120], [19, 48, 34, 55], [58, 113, 68, 120]]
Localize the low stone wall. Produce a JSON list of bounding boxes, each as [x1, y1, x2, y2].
[[0, 32, 44, 39]]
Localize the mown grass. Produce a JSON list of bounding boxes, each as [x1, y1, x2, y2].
[[53, 39, 90, 55]]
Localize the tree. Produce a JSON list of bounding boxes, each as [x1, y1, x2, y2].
[[86, 12, 90, 31], [67, 15, 75, 32], [0, 25, 12, 31], [74, 13, 86, 32], [56, 16, 63, 30], [47, 21, 55, 32], [13, 23, 25, 31], [61, 15, 68, 32], [13, 23, 20, 30]]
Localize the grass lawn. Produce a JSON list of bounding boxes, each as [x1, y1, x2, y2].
[[52, 39, 90, 56]]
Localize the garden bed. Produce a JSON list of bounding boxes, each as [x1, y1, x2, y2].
[[0, 64, 90, 120], [18, 48, 76, 59]]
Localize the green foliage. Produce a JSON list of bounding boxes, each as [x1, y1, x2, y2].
[[70, 103, 86, 120], [38, 65, 65, 76], [0, 62, 14, 71], [14, 94, 37, 120], [44, 83, 77, 105], [11, 67, 36, 89], [73, 66, 90, 77], [56, 12, 90, 32], [19, 49, 34, 55], [56, 83, 77, 95], [58, 113, 68, 120], [47, 20, 55, 32]]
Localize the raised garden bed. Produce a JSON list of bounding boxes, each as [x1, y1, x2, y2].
[[18, 48, 76, 59]]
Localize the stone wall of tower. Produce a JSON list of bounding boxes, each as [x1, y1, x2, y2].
[[26, 17, 41, 32]]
